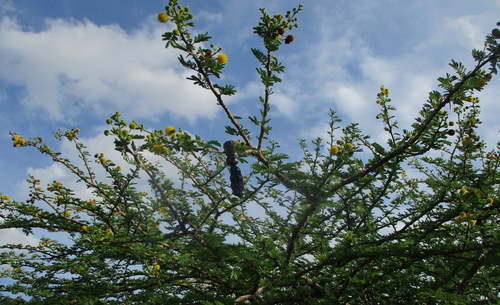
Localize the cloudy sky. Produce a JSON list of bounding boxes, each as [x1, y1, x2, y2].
[[1, 0, 500, 263]]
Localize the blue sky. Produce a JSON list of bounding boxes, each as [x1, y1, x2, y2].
[[1, 0, 500, 258]]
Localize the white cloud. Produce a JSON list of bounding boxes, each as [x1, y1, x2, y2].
[[0, 228, 39, 247], [443, 16, 485, 50], [0, 15, 219, 123]]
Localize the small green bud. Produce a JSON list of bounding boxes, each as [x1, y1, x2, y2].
[[185, 6, 190, 12], [188, 13, 194, 19], [122, 130, 128, 136], [129, 123, 137, 129], [173, 29, 179, 35], [295, 23, 299, 28], [106, 118, 113, 124], [104, 130, 110, 136]]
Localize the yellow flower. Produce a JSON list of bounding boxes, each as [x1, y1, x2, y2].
[[165, 126, 175, 135], [55, 181, 61, 187], [4, 196, 10, 201], [217, 54, 228, 64], [466, 213, 473, 219], [12, 135, 20, 142], [98, 238, 104, 241], [467, 96, 474, 102], [154, 264, 160, 270], [486, 198, 494, 204], [81, 226, 87, 231], [65, 211, 71, 216], [152, 144, 163, 154], [459, 188, 467, 195], [147, 134, 153, 140], [477, 79, 486, 87], [455, 217, 462, 224], [469, 220, 476, 226], [106, 229, 114, 235], [460, 212, 466, 218], [157, 12, 169, 23], [347, 143, 354, 150], [330, 146, 339, 155]]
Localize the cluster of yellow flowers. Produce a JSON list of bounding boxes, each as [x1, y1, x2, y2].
[[330, 143, 354, 155], [380, 86, 389, 96], [12, 135, 27, 148], [455, 211, 475, 226], [95, 153, 106, 164], [66, 128, 80, 139]]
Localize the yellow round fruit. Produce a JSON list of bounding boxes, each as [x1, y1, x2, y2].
[[158, 12, 169, 23], [165, 126, 175, 135], [152, 145, 163, 154], [217, 54, 228, 64]]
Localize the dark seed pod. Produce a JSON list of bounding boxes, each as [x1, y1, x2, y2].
[[492, 28, 500, 39], [230, 166, 245, 198], [224, 141, 239, 166]]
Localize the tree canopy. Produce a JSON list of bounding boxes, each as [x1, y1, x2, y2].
[[2, 1, 500, 303]]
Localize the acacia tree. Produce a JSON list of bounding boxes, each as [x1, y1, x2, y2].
[[2, 1, 500, 303]]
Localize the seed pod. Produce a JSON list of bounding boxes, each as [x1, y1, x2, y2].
[[285, 34, 295, 44], [224, 141, 239, 166], [492, 28, 500, 39], [230, 166, 245, 197]]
